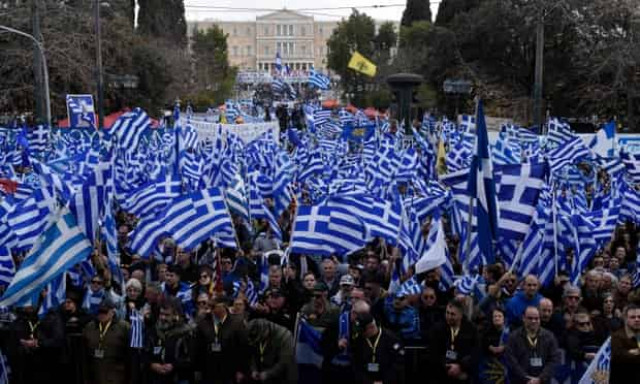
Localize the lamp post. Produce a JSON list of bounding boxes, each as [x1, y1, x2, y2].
[[0, 25, 51, 127], [94, 0, 108, 129]]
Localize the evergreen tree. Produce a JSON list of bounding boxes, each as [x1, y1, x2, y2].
[[401, 0, 433, 27], [137, 0, 187, 46], [434, 0, 481, 26]]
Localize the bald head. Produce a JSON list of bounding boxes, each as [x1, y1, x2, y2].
[[539, 298, 553, 322], [524, 275, 540, 299]]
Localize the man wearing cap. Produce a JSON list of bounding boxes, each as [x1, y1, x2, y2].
[[383, 291, 422, 345], [331, 275, 356, 310], [82, 298, 132, 384], [193, 296, 249, 384], [351, 312, 405, 384], [301, 282, 340, 330], [251, 288, 295, 331]]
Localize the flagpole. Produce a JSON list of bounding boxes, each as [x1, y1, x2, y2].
[[552, 185, 559, 278], [463, 196, 474, 274]]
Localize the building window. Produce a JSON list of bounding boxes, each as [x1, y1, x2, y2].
[[301, 26, 306, 36], [247, 45, 252, 55], [233, 27, 237, 36], [233, 46, 238, 56], [264, 45, 270, 55], [277, 42, 282, 54], [247, 27, 251, 36], [264, 26, 269, 35], [302, 63, 307, 70], [319, 27, 323, 35], [277, 25, 281, 36], [289, 25, 294, 36], [301, 45, 306, 55], [288, 42, 294, 55]]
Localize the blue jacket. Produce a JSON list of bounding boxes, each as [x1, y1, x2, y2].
[[505, 291, 542, 327]]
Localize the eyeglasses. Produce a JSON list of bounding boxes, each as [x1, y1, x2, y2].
[[576, 321, 591, 327]]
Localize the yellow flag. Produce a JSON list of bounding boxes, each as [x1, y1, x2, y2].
[[436, 139, 447, 174], [348, 51, 377, 77]]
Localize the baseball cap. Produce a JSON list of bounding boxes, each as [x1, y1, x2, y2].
[[340, 275, 355, 286]]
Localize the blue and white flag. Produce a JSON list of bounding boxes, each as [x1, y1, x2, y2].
[[578, 337, 610, 384], [290, 205, 367, 257], [130, 308, 144, 349], [0, 207, 93, 307], [66, 94, 97, 129], [295, 318, 324, 368], [308, 70, 331, 90], [120, 172, 182, 219], [547, 136, 592, 173], [110, 108, 151, 152], [589, 121, 616, 158], [397, 276, 422, 296], [466, 100, 499, 265], [0, 246, 15, 287]]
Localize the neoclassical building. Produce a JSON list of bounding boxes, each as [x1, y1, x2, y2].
[[188, 9, 397, 73]]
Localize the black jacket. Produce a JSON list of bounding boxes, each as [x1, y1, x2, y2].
[[145, 322, 193, 384], [427, 320, 479, 384], [193, 313, 249, 382], [610, 328, 640, 384], [505, 327, 560, 384], [565, 329, 603, 363], [351, 327, 404, 384]]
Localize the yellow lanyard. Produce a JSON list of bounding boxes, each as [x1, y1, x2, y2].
[[365, 329, 383, 363], [214, 316, 226, 339], [259, 341, 268, 364], [526, 334, 538, 349], [98, 321, 112, 348], [450, 327, 460, 350], [28, 321, 39, 339]]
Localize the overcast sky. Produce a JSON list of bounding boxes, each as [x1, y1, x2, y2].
[[184, 0, 441, 22]]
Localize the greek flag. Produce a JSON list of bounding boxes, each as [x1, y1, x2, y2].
[[0, 207, 93, 307], [578, 337, 610, 384], [110, 108, 151, 152], [295, 318, 324, 369], [290, 205, 367, 257], [271, 77, 285, 94], [27, 125, 50, 155], [69, 181, 110, 244], [6, 186, 57, 252], [325, 194, 402, 245], [547, 136, 592, 173], [308, 70, 331, 90], [162, 187, 236, 252], [37, 272, 66, 317], [0, 347, 9, 384], [130, 309, 144, 349], [120, 173, 182, 219], [496, 163, 547, 240], [397, 276, 422, 296], [0, 246, 15, 286], [547, 118, 574, 147], [66, 94, 97, 128], [467, 100, 499, 265]]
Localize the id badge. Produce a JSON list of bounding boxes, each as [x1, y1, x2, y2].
[[210, 342, 222, 352], [367, 362, 380, 372], [94, 349, 105, 359], [530, 357, 543, 367], [446, 350, 458, 361], [153, 346, 163, 355]]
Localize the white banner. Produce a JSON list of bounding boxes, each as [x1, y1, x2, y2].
[[184, 118, 280, 145]]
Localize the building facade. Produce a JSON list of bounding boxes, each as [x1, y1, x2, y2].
[[188, 9, 396, 73]]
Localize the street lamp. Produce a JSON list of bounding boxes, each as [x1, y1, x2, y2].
[[0, 25, 51, 127], [94, 0, 110, 129]]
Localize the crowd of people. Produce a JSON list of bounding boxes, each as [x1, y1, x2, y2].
[[0, 208, 638, 384]]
